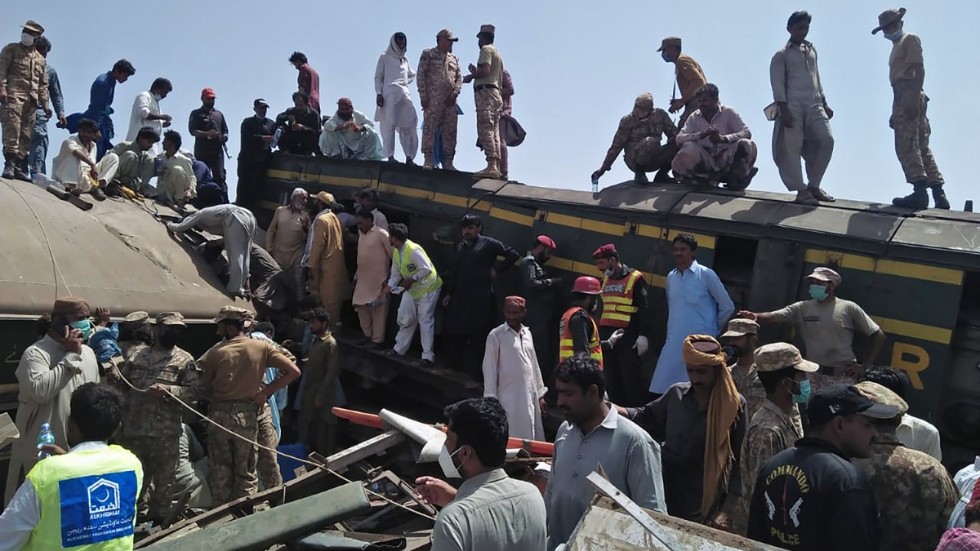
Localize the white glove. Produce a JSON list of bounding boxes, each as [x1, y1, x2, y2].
[[166, 222, 178, 232], [607, 329, 625, 349], [633, 335, 649, 356]]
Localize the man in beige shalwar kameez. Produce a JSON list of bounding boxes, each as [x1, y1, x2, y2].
[[306, 191, 350, 331]]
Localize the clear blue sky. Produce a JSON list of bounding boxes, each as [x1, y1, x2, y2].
[[11, 0, 977, 208]]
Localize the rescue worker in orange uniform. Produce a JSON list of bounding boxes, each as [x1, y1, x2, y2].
[[593, 244, 653, 406], [558, 276, 626, 370]]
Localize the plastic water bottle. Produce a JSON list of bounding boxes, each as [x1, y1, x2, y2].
[[37, 423, 55, 460], [591, 174, 599, 194], [154, 156, 163, 176], [271, 128, 283, 149]]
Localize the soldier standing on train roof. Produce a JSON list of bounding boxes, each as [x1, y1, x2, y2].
[[737, 266, 887, 384], [658, 36, 707, 129], [592, 244, 652, 407]]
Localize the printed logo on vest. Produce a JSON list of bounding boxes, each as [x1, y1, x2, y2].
[[407, 263, 417, 271], [59, 471, 137, 547], [763, 464, 810, 547]]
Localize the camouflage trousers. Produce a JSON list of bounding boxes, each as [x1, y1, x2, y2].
[[125, 434, 180, 521], [892, 83, 943, 185], [421, 95, 459, 158], [624, 137, 678, 174], [256, 404, 282, 490], [208, 401, 261, 505], [474, 87, 502, 160], [1, 95, 37, 158]]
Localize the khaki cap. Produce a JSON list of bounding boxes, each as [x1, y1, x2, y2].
[[806, 267, 841, 287], [315, 191, 335, 206], [151, 312, 186, 327], [657, 36, 682, 52], [872, 7, 906, 34], [721, 318, 759, 338], [479, 24, 496, 36], [122, 311, 150, 324], [213, 305, 252, 323], [23, 20, 44, 34], [855, 381, 909, 417], [754, 342, 819, 373], [436, 29, 458, 42]]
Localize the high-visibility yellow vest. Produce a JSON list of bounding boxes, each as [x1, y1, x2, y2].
[[558, 306, 603, 368], [599, 270, 643, 328], [25, 444, 143, 551], [394, 240, 442, 299]]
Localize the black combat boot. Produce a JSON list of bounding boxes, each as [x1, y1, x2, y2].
[[892, 181, 929, 209], [1, 153, 13, 179], [633, 171, 649, 184], [930, 184, 950, 210], [12, 157, 32, 182]]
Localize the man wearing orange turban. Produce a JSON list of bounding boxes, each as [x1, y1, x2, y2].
[[621, 334, 745, 527]]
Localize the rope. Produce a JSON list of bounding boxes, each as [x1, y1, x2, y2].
[[5, 181, 73, 298], [110, 364, 436, 522]]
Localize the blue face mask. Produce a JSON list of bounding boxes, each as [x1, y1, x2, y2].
[[808, 284, 829, 301], [792, 379, 811, 404], [883, 30, 904, 43], [661, 51, 672, 62], [70, 319, 93, 341]]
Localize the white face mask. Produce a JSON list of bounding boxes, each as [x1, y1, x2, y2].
[[20, 33, 35, 47], [438, 446, 464, 479], [151, 92, 163, 101]]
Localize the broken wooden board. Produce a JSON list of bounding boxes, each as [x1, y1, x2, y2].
[[0, 412, 18, 449]]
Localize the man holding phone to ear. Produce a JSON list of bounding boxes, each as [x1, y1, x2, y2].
[[4, 297, 100, 506]]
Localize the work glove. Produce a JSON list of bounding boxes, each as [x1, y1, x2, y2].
[[607, 329, 625, 349], [633, 335, 649, 356]]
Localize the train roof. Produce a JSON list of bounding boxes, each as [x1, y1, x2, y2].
[[0, 178, 243, 322]]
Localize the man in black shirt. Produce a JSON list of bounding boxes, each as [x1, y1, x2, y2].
[[441, 213, 519, 385], [275, 92, 321, 156], [237, 98, 275, 209], [747, 384, 899, 551], [517, 235, 561, 379], [188, 87, 228, 192]]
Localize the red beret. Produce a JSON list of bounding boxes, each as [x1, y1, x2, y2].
[[536, 235, 557, 250], [592, 244, 618, 259]]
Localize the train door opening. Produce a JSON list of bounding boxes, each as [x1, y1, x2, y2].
[[941, 270, 980, 471]]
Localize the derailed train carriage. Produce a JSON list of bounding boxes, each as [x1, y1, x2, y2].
[[256, 154, 980, 469]]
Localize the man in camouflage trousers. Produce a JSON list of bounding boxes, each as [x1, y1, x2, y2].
[[417, 29, 462, 170], [463, 24, 505, 179], [119, 312, 200, 524], [854, 381, 958, 551], [198, 306, 300, 505], [0, 20, 50, 181], [720, 318, 765, 420], [733, 342, 814, 535], [873, 8, 948, 210], [592, 93, 678, 185]]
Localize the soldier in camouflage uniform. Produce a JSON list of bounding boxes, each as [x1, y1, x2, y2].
[[720, 318, 766, 420], [854, 381, 958, 551], [872, 8, 948, 210], [417, 29, 462, 170], [119, 311, 152, 360], [464, 24, 505, 179], [592, 93, 678, 185], [198, 306, 300, 505], [732, 342, 814, 535], [119, 312, 201, 523], [0, 20, 49, 181]]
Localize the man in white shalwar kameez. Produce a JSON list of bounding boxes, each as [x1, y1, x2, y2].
[[166, 204, 256, 298], [320, 97, 384, 161], [374, 32, 419, 164], [482, 296, 547, 441], [51, 118, 120, 195], [4, 297, 100, 506]]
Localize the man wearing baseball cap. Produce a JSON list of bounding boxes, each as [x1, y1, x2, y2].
[[657, 36, 707, 128], [417, 29, 462, 170], [189, 87, 229, 191], [732, 342, 814, 534], [852, 381, 958, 551], [738, 266, 886, 381], [720, 318, 765, 420], [518, 235, 561, 374], [747, 383, 899, 550]]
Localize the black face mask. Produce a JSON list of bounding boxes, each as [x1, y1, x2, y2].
[[722, 344, 742, 364], [156, 328, 181, 348]]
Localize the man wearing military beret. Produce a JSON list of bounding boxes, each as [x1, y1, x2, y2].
[[197, 306, 300, 505], [853, 381, 958, 551]]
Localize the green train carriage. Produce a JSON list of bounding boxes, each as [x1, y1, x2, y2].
[[258, 154, 980, 467]]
